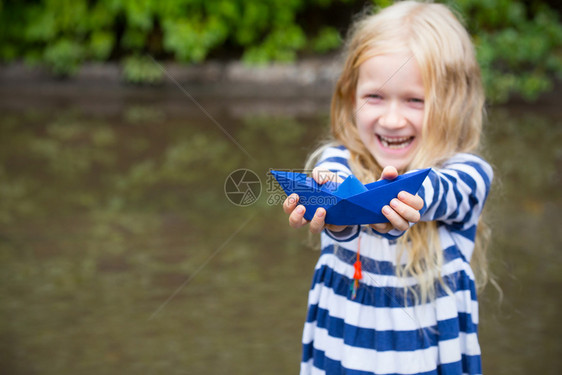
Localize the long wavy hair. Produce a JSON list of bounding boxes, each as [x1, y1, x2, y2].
[[307, 1, 490, 304]]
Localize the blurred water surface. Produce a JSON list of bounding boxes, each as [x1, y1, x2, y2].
[[0, 85, 561, 374]]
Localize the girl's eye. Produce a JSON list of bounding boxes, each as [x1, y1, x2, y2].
[[408, 98, 425, 107], [366, 94, 382, 100]]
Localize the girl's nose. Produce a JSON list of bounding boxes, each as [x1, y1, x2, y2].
[[378, 101, 406, 128]]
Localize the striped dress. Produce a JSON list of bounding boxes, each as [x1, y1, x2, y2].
[[301, 146, 493, 375]]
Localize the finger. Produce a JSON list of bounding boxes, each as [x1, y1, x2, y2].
[[379, 166, 398, 181], [312, 167, 344, 184], [309, 208, 326, 234], [389, 197, 421, 223], [312, 167, 331, 184], [325, 224, 348, 232], [381, 205, 410, 232], [369, 222, 392, 234], [288, 205, 308, 228], [283, 194, 299, 214], [398, 191, 424, 211]]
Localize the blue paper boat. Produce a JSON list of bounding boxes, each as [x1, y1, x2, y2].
[[270, 168, 431, 225]]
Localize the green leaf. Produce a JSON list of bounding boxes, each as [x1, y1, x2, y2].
[[311, 27, 341, 53], [43, 38, 84, 76], [89, 31, 114, 60]]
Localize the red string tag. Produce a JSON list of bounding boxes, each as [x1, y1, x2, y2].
[[351, 233, 362, 299], [353, 258, 362, 280]]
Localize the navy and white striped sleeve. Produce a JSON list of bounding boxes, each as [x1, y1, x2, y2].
[[419, 153, 493, 229], [315, 145, 360, 241], [314, 145, 353, 179]]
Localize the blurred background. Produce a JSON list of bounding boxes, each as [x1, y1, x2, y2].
[[1, 0, 561, 374]]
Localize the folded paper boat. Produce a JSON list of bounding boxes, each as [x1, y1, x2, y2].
[[270, 168, 431, 225]]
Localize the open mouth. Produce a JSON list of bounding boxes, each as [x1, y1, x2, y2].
[[377, 135, 414, 149]]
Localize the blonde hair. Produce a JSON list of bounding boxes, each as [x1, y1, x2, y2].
[[309, 1, 489, 304]]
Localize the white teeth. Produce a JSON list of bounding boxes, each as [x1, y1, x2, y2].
[[378, 135, 413, 149]]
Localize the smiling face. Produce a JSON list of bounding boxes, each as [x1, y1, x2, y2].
[[354, 51, 425, 171]]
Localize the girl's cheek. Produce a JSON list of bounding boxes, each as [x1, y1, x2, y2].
[[357, 118, 375, 134], [355, 119, 369, 135], [356, 110, 377, 131]]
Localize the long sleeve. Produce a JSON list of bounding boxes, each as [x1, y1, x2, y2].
[[418, 153, 493, 232], [314, 148, 492, 243], [374, 154, 493, 241]]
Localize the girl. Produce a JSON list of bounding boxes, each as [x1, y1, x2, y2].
[[283, 1, 493, 374]]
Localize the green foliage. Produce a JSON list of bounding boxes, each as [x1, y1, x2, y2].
[[161, 16, 229, 63], [43, 38, 84, 76], [447, 0, 562, 102], [243, 25, 306, 64], [89, 31, 114, 61], [122, 55, 163, 84], [0, 0, 561, 100], [311, 27, 341, 54]]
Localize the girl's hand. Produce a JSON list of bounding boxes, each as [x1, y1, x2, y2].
[[282, 167, 347, 234], [369, 166, 424, 233]]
